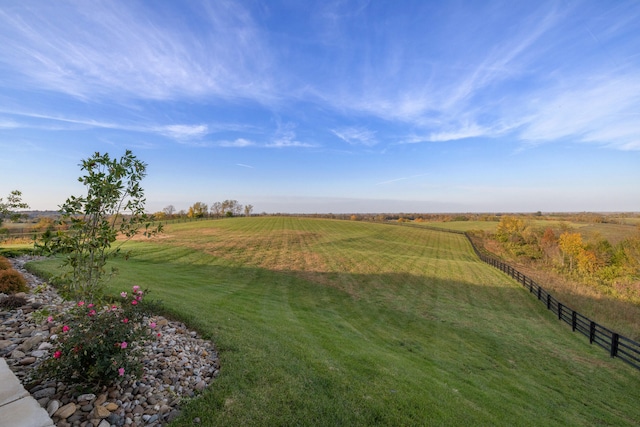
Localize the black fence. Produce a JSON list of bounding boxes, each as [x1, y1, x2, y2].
[[392, 222, 640, 371], [462, 233, 640, 371]]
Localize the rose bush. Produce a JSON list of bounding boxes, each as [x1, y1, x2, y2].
[[38, 285, 155, 387]]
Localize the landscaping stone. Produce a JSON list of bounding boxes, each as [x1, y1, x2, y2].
[[1, 256, 221, 426]]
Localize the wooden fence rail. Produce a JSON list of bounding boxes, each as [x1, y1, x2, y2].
[[464, 233, 640, 371], [390, 222, 640, 370]]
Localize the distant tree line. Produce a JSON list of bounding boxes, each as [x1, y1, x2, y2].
[[483, 215, 640, 302], [153, 200, 254, 220]]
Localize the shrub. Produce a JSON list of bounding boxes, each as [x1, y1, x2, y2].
[[0, 256, 12, 270], [38, 285, 157, 387], [37, 150, 161, 300], [0, 294, 28, 309], [0, 268, 28, 294]]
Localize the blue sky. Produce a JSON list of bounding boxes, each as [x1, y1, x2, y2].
[[1, 1, 639, 214]]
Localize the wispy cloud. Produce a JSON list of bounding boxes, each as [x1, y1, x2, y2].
[[266, 139, 316, 148], [219, 138, 255, 148], [519, 75, 640, 150], [376, 174, 429, 186], [0, 119, 20, 129], [0, 2, 277, 103], [267, 122, 316, 148], [0, 108, 226, 144], [157, 124, 209, 140], [310, 3, 639, 151], [332, 127, 377, 146], [236, 163, 254, 168]]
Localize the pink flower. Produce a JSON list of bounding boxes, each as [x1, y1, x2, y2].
[[47, 316, 53, 323], [53, 350, 62, 359], [77, 301, 85, 307], [136, 295, 142, 301], [62, 325, 70, 333], [131, 300, 138, 306], [118, 367, 125, 376], [111, 305, 118, 311], [149, 322, 156, 329], [88, 309, 97, 317], [120, 291, 127, 298], [157, 333, 161, 337], [132, 285, 140, 292], [123, 318, 129, 323], [120, 342, 128, 349], [88, 303, 94, 308]]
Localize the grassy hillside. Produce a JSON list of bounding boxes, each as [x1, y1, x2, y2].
[[26, 217, 640, 426]]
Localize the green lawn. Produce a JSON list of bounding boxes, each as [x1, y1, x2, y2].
[[25, 217, 640, 426]]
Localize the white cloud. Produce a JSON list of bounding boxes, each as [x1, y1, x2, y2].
[[332, 127, 377, 146], [519, 75, 640, 150], [219, 138, 255, 148], [0, 2, 277, 103], [266, 139, 315, 148], [158, 124, 209, 140], [267, 121, 316, 148], [427, 123, 490, 142], [0, 119, 20, 129]]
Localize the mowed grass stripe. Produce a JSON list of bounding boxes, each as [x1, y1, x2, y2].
[[27, 217, 640, 426]]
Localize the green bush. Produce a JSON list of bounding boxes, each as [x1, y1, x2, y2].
[[0, 256, 12, 270], [38, 286, 156, 387], [0, 268, 28, 294]]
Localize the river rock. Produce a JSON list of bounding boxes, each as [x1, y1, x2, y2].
[[2, 255, 221, 427], [54, 402, 77, 419]]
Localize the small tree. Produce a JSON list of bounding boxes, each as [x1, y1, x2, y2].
[[162, 204, 175, 218], [244, 204, 253, 217], [39, 151, 162, 300], [0, 190, 29, 227], [558, 231, 584, 271], [211, 202, 223, 218], [189, 202, 208, 218]]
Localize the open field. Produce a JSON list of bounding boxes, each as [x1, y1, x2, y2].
[[21, 217, 640, 426], [416, 218, 638, 245]]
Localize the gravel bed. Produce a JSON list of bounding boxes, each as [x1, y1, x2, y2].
[[0, 256, 219, 427]]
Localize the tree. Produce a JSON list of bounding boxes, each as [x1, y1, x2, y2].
[[558, 232, 584, 271], [188, 202, 208, 218], [495, 216, 525, 243], [163, 205, 175, 218], [153, 211, 167, 220], [210, 202, 223, 218], [244, 204, 253, 217], [0, 190, 29, 227], [39, 151, 162, 300], [220, 199, 242, 217]]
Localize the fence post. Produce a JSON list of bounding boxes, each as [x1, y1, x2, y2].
[[546, 294, 551, 310], [611, 333, 619, 357], [589, 322, 596, 344], [558, 303, 563, 320], [537, 286, 541, 300], [571, 311, 577, 332]]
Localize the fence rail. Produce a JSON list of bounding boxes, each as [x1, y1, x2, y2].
[[389, 221, 640, 370], [464, 233, 640, 371]]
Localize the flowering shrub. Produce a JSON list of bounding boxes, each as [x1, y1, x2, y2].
[[38, 285, 154, 387]]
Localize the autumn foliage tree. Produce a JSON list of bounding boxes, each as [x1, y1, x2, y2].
[[558, 232, 584, 271], [188, 202, 208, 218]]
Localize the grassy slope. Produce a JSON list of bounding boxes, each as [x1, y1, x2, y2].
[[26, 218, 640, 426]]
